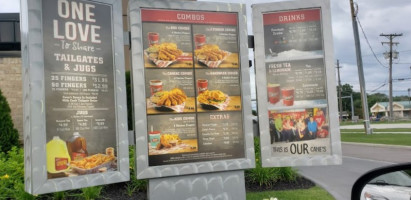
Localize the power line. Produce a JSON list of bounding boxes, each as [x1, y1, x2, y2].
[[363, 49, 411, 57], [370, 82, 387, 92], [357, 17, 388, 69]]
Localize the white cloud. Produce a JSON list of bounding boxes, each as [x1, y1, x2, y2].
[[0, 0, 20, 13]]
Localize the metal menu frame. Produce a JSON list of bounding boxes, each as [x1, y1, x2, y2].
[[129, 0, 255, 179], [253, 0, 342, 167], [21, 0, 129, 194]]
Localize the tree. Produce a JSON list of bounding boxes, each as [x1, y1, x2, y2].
[[367, 93, 388, 111], [337, 84, 359, 118], [0, 89, 19, 153]]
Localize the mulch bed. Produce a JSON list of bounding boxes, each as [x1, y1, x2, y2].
[[100, 176, 315, 199], [246, 176, 316, 192], [102, 182, 147, 200]]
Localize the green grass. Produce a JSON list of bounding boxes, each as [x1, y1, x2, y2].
[[341, 133, 411, 146], [246, 186, 334, 200], [341, 128, 411, 133]]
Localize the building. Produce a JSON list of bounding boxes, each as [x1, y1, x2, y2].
[[370, 101, 411, 119], [0, 13, 23, 137]]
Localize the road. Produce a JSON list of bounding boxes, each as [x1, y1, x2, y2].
[[298, 142, 411, 200]]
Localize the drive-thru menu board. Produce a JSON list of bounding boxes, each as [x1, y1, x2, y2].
[[141, 9, 244, 166], [43, 0, 119, 178], [130, 1, 254, 179], [253, 0, 342, 167], [22, 0, 128, 194]]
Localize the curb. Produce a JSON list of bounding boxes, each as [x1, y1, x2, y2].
[[342, 142, 411, 150], [340, 132, 411, 134]]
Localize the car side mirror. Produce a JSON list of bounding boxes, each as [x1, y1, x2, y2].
[[351, 163, 411, 200]]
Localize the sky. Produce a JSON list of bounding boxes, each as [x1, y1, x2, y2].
[[1, 0, 411, 97]]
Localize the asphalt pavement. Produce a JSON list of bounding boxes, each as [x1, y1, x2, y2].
[[298, 156, 392, 200], [297, 124, 411, 200]]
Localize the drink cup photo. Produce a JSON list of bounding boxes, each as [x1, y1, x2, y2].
[[194, 34, 206, 49], [149, 80, 163, 95], [197, 79, 208, 94], [149, 131, 161, 148], [267, 83, 280, 104], [281, 87, 295, 106], [148, 32, 159, 46]]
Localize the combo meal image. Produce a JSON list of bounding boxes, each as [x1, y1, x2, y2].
[[197, 90, 230, 110], [148, 128, 198, 156], [149, 88, 188, 112], [46, 132, 117, 178], [144, 43, 186, 68], [194, 44, 230, 68]]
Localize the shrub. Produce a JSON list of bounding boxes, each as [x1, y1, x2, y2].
[[245, 137, 298, 187], [77, 186, 103, 200], [0, 147, 36, 199], [0, 89, 19, 153], [127, 146, 148, 195]]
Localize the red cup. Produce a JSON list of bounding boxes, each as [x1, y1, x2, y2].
[[267, 83, 280, 104], [150, 80, 163, 95], [148, 32, 159, 46], [197, 79, 208, 94], [281, 87, 295, 106], [194, 34, 206, 49]]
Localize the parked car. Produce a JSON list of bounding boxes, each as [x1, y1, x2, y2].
[[352, 163, 411, 200]]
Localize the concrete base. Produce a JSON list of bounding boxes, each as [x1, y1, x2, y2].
[[149, 170, 246, 200]]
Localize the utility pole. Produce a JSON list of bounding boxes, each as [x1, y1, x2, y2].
[[337, 60, 343, 121], [380, 33, 402, 121], [349, 0, 371, 134]]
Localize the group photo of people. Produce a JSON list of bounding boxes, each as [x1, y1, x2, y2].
[[268, 108, 329, 144]]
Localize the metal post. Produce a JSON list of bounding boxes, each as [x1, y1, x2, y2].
[[349, 0, 371, 134], [342, 95, 355, 121], [350, 94, 354, 121], [337, 60, 343, 121]]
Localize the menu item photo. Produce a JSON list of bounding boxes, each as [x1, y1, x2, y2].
[[144, 42, 186, 68], [70, 153, 116, 175], [195, 44, 231, 68], [197, 90, 230, 110], [149, 88, 188, 112], [147, 116, 199, 157], [142, 21, 193, 69]]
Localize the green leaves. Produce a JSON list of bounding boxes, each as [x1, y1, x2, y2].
[[245, 138, 298, 187], [0, 89, 19, 153]]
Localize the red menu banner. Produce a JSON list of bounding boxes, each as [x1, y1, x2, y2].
[[263, 9, 321, 25], [141, 9, 238, 25]]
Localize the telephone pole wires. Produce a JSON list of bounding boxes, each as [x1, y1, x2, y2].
[[349, 0, 371, 134], [380, 33, 402, 121], [337, 60, 343, 122]]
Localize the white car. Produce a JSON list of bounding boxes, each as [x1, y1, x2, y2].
[[361, 171, 411, 200]]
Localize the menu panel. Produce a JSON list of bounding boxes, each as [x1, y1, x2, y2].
[[266, 58, 327, 108], [141, 9, 244, 166], [42, 0, 118, 178], [262, 8, 331, 158], [263, 9, 322, 55]]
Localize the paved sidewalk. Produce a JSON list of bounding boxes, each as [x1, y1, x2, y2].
[[340, 123, 411, 129]]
